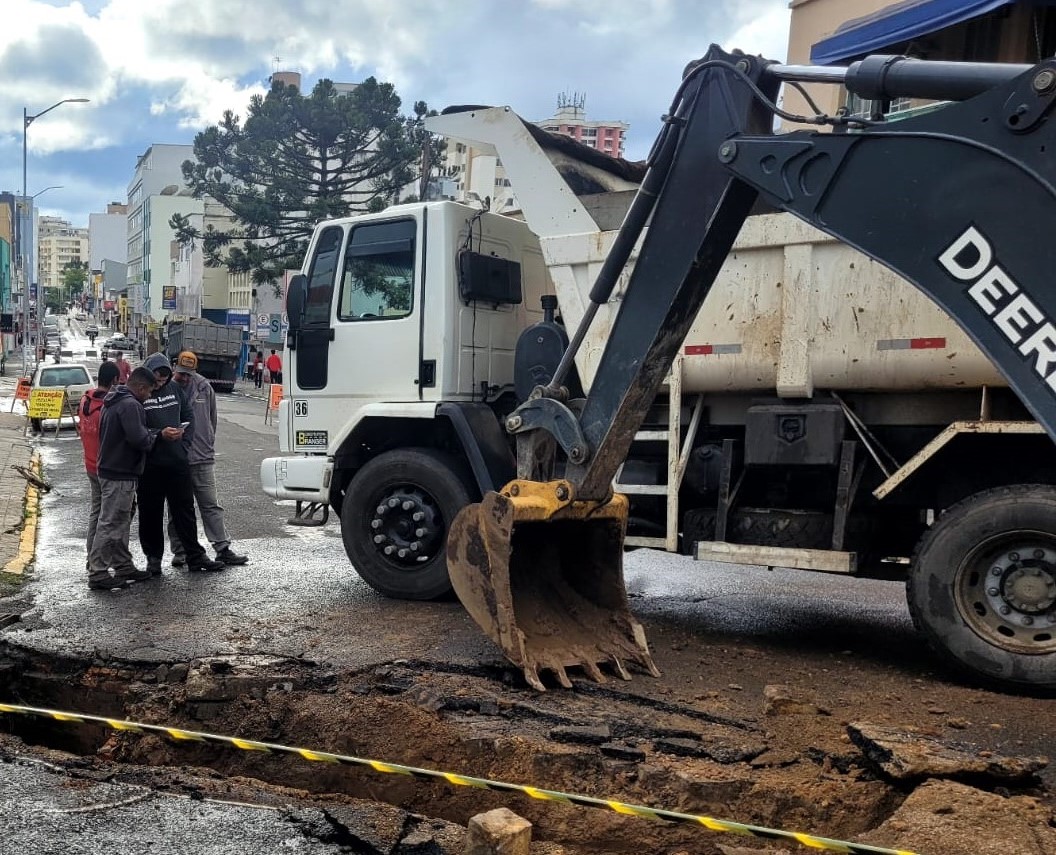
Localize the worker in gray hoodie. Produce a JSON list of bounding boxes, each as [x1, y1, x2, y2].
[[139, 353, 225, 575], [167, 350, 248, 566]]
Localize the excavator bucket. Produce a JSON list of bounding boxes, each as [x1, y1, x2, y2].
[[447, 479, 660, 691]]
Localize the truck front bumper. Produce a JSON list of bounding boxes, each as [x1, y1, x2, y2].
[[260, 455, 333, 504]]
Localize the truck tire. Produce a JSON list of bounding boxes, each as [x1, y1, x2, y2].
[[341, 448, 476, 600], [908, 485, 1056, 691]]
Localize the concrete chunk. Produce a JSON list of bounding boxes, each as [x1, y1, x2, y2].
[[465, 808, 532, 855], [848, 722, 1048, 783]]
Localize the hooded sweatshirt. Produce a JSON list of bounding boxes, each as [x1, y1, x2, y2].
[[142, 353, 194, 469], [97, 386, 157, 481]]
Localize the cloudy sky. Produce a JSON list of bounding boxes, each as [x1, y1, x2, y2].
[[1, 0, 791, 227]]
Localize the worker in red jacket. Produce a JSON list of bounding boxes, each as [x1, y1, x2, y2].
[[77, 361, 120, 570]]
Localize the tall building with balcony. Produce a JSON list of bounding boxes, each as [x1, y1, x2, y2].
[[37, 216, 89, 303], [536, 93, 628, 158], [126, 144, 195, 332]]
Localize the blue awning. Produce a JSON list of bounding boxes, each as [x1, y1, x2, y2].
[[811, 0, 1018, 65]]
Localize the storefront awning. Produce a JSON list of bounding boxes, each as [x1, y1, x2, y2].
[[811, 0, 1015, 65]]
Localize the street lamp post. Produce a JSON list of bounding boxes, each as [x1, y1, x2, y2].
[[19, 98, 88, 375]]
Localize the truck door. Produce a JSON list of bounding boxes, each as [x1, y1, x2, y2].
[[290, 217, 422, 450], [331, 217, 421, 401]]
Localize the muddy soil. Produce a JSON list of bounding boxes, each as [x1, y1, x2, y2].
[[1, 637, 1053, 855]]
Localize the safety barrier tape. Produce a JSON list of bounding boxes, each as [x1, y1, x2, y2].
[[0, 702, 921, 855]]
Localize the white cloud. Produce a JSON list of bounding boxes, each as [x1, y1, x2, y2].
[[0, 0, 791, 224]]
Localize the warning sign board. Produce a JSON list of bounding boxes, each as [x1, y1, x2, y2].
[[27, 389, 66, 419], [15, 378, 31, 401], [264, 383, 283, 426]]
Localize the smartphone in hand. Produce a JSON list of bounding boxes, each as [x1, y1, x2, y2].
[[179, 421, 190, 429]]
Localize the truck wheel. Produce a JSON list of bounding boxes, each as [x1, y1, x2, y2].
[[341, 448, 476, 600], [908, 485, 1056, 691]]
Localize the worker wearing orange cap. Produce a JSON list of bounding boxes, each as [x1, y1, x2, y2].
[[168, 350, 249, 567]]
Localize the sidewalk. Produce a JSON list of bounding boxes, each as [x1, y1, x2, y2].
[[0, 412, 37, 575]]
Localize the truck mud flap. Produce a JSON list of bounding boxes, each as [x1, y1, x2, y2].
[[446, 479, 659, 691]]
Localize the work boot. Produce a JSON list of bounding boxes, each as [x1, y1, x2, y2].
[[114, 565, 153, 583], [146, 557, 164, 577], [216, 547, 248, 566], [188, 555, 225, 572], [88, 572, 129, 591], [170, 554, 186, 568]]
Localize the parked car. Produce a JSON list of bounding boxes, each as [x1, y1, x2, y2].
[[29, 362, 93, 432], [85, 323, 99, 336], [101, 336, 135, 359]]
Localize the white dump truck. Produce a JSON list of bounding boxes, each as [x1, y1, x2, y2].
[[262, 60, 1056, 690]]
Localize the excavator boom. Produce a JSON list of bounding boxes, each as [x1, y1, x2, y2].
[[447, 46, 1056, 689]]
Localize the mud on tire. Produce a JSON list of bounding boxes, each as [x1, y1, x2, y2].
[[908, 485, 1056, 691], [341, 448, 476, 601]]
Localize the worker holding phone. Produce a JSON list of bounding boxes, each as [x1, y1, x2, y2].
[[168, 351, 249, 568], [137, 354, 225, 575]]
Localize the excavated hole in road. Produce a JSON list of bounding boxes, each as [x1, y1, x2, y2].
[[2, 645, 1027, 854]]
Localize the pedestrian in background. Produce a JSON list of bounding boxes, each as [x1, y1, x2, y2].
[[89, 367, 162, 591], [168, 351, 248, 567], [77, 361, 120, 571], [139, 354, 225, 575], [115, 352, 131, 384], [253, 349, 264, 389], [266, 349, 282, 385]]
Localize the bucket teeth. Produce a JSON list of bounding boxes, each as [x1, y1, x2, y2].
[[581, 659, 606, 683], [447, 481, 660, 691]]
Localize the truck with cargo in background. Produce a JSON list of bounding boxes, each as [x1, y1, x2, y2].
[[164, 317, 242, 392], [261, 57, 1056, 691]]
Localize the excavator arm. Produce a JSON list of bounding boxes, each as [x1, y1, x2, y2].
[[447, 46, 1056, 690]]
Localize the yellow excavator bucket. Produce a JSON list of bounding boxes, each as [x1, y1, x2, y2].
[[447, 479, 660, 691]]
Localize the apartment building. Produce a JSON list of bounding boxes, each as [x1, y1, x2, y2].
[[537, 93, 628, 158], [787, 0, 1056, 122], [126, 143, 195, 329], [37, 216, 89, 295]]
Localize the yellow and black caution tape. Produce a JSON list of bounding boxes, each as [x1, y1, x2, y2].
[[0, 702, 921, 855]]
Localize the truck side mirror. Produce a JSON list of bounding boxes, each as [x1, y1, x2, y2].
[[286, 274, 307, 333]]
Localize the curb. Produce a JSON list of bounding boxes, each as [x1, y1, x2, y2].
[[3, 452, 42, 576]]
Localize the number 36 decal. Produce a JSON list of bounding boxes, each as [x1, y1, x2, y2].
[[293, 400, 308, 417]]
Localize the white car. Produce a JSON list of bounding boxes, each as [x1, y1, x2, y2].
[[30, 363, 94, 432]]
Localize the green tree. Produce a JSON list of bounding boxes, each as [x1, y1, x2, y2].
[[171, 78, 443, 290], [61, 260, 88, 304]]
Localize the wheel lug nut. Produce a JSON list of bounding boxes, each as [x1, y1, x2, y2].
[[384, 545, 396, 555], [410, 541, 421, 552], [373, 535, 385, 544], [992, 567, 1003, 576], [1009, 552, 1020, 562], [388, 498, 400, 508], [371, 519, 382, 529], [987, 587, 999, 596], [376, 505, 387, 515], [999, 605, 1012, 615], [1023, 616, 1034, 626], [413, 511, 425, 522], [1035, 549, 1046, 559], [402, 500, 414, 510], [415, 527, 426, 538], [398, 549, 408, 558]]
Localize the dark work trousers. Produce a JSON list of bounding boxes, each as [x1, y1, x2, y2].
[[137, 462, 207, 563]]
